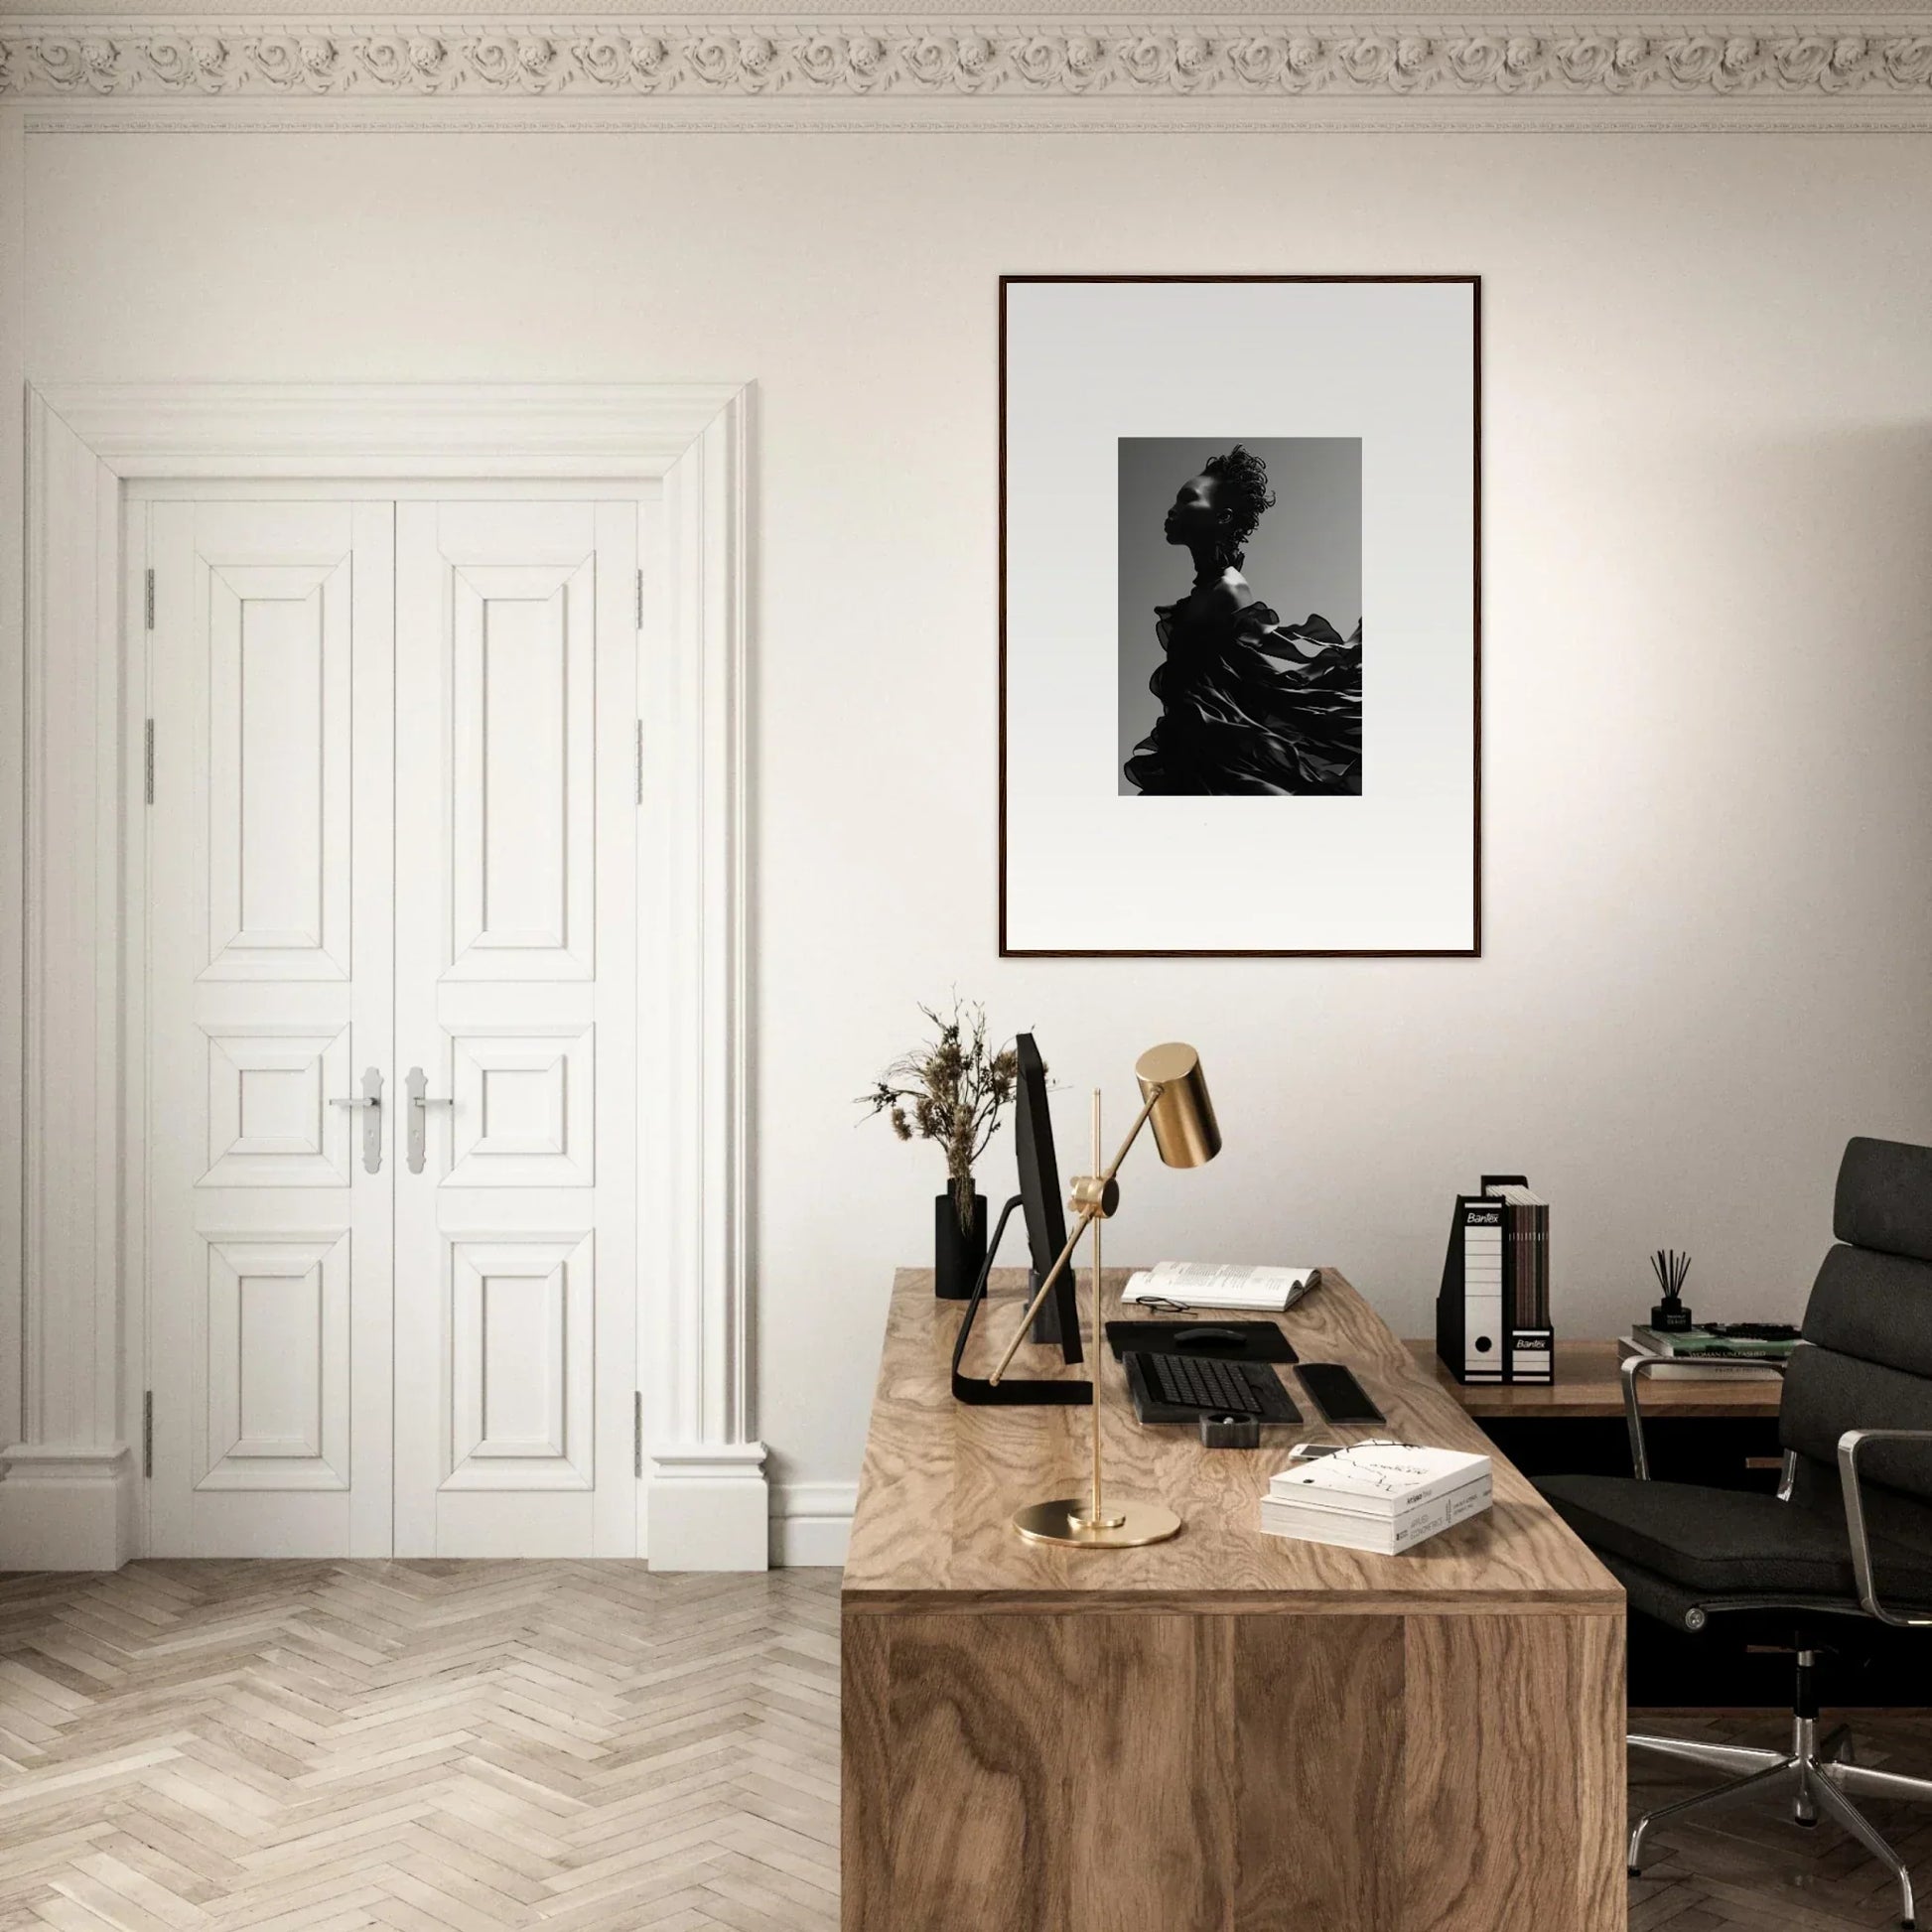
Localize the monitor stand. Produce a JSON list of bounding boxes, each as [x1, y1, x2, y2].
[[951, 1196, 1091, 1407]]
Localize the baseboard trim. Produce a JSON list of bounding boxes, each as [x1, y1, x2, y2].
[[770, 1480, 855, 1569], [0, 1445, 137, 1572], [645, 1442, 769, 1571], [0, 1442, 855, 1574]]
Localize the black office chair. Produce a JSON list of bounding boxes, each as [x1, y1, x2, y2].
[[1538, 1136, 1932, 1930]]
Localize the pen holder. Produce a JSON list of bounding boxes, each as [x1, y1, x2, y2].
[[1650, 1300, 1694, 1332]]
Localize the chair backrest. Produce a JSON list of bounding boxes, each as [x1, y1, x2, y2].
[[1781, 1138, 1932, 1519]]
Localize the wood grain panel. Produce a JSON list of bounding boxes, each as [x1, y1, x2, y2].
[[1574, 1615, 1629, 1932], [1402, 1612, 1625, 1932], [844, 1268, 1622, 1612], [841, 1609, 891, 1932], [886, 1612, 1071, 1930], [850, 1612, 1419, 1932], [1234, 1615, 1405, 1931], [846, 1607, 1617, 1931], [1067, 1614, 1234, 1930]]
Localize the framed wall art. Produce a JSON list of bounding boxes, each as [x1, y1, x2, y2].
[[999, 274, 1480, 957]]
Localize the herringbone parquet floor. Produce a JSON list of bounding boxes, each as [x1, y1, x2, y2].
[[0, 1563, 839, 1932], [2, 1562, 1928, 1930]]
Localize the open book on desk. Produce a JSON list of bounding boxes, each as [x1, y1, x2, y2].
[[1121, 1261, 1318, 1313]]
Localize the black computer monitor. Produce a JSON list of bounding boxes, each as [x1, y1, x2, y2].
[[1013, 1034, 1083, 1364], [948, 1032, 1089, 1405]]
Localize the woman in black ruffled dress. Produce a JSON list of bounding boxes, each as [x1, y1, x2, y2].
[[1123, 445, 1362, 796]]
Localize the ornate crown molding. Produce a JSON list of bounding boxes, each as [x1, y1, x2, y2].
[[5, 16, 1932, 121]]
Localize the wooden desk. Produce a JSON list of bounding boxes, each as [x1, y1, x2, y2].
[[843, 1268, 1626, 1932], [1408, 1337, 1784, 1420]]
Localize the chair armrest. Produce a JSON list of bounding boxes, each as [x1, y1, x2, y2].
[[1837, 1429, 1932, 1627], [1621, 1351, 1789, 1481]]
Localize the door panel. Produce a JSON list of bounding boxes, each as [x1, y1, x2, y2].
[[446, 1232, 595, 1488], [447, 1026, 596, 1187], [204, 565, 352, 979], [201, 1231, 349, 1489], [201, 1025, 354, 1187], [393, 500, 637, 1557], [147, 500, 394, 1557], [449, 561, 596, 980]]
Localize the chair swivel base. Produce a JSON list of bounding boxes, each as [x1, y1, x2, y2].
[[1629, 1714, 1932, 1930]]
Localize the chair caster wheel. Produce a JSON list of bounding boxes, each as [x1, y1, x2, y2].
[[1627, 1868, 1640, 1878], [1795, 1816, 1818, 1829]]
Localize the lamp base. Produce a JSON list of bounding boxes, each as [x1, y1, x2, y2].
[[1011, 1496, 1182, 1548]]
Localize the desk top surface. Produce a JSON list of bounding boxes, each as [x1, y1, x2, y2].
[[1408, 1338, 1784, 1420], [842, 1268, 1622, 1614]]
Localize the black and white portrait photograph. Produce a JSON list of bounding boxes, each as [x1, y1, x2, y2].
[[1001, 275, 1478, 956], [1117, 437, 1362, 797]]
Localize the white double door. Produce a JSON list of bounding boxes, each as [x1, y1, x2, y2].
[[145, 491, 640, 1558]]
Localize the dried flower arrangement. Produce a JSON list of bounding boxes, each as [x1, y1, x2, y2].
[[860, 998, 1021, 1233]]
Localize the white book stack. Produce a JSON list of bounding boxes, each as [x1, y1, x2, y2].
[[1259, 1444, 1493, 1556]]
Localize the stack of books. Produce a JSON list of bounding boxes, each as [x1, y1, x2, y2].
[[1258, 1443, 1492, 1555], [1617, 1324, 1797, 1381]]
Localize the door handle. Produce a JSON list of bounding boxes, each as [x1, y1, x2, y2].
[[405, 1066, 455, 1175], [330, 1066, 384, 1174]]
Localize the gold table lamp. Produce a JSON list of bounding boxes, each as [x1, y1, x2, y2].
[[987, 1042, 1221, 1549]]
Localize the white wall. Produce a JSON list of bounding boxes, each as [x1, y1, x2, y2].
[[19, 127, 1932, 1533]]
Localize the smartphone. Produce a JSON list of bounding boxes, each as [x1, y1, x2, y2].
[[1297, 1362, 1385, 1426]]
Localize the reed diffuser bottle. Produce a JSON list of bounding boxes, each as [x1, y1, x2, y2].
[[1650, 1249, 1694, 1332]]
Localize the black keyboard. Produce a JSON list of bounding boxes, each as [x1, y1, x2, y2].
[[1126, 1351, 1302, 1425]]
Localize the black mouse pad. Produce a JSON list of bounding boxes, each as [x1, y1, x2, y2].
[[1104, 1319, 1297, 1364]]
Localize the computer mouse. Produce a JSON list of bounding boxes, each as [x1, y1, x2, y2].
[[1173, 1325, 1248, 1351]]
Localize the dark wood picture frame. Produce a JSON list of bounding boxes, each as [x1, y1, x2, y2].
[[997, 273, 1482, 959]]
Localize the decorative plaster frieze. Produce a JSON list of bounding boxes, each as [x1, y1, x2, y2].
[[4, 18, 1932, 110]]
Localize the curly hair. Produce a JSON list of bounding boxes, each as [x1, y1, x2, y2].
[[1201, 444, 1277, 554]]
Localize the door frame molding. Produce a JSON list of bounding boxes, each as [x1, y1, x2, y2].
[[3, 382, 764, 1571]]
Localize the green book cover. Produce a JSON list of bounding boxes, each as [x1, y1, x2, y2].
[[1638, 1326, 1798, 1359]]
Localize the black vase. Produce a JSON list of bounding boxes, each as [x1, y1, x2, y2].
[[934, 1187, 989, 1301]]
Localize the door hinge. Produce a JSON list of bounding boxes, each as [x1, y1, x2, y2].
[[633, 1392, 643, 1479], [142, 1391, 154, 1479], [635, 568, 644, 630], [144, 568, 155, 631], [144, 720, 155, 806], [634, 720, 644, 806]]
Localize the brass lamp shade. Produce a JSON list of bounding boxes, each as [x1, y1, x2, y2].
[[1134, 1042, 1221, 1170]]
